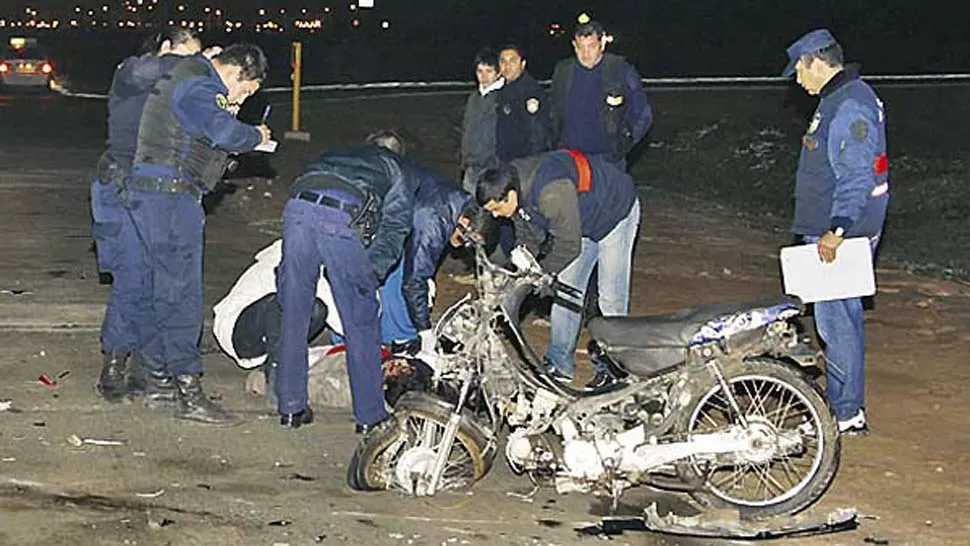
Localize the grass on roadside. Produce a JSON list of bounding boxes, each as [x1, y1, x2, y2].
[[268, 83, 970, 281]]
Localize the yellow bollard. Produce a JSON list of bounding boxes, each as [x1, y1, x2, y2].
[[284, 40, 311, 142]]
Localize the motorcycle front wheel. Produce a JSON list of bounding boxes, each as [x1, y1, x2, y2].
[[674, 357, 841, 518], [347, 393, 494, 494]]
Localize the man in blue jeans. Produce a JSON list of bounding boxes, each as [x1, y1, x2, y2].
[[276, 131, 422, 436], [476, 150, 641, 390], [783, 29, 889, 435]]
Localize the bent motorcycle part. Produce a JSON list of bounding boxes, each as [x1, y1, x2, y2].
[[578, 505, 857, 539], [347, 392, 494, 494]]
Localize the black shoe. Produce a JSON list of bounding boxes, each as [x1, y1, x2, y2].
[[143, 369, 177, 410], [125, 354, 148, 397], [390, 338, 420, 357], [355, 414, 396, 435], [542, 358, 573, 384], [96, 351, 130, 403], [280, 406, 314, 429], [173, 374, 236, 425], [585, 370, 618, 390]]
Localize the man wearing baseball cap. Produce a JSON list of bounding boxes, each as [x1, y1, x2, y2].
[[782, 29, 890, 436]]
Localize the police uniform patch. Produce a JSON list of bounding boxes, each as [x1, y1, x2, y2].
[[802, 135, 818, 151], [215, 94, 229, 110], [850, 119, 869, 140], [502, 104, 511, 115], [526, 97, 540, 114], [606, 95, 624, 107]]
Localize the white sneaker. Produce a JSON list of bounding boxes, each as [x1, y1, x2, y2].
[[837, 409, 869, 436]]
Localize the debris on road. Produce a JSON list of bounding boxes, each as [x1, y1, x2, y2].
[[135, 489, 166, 499], [38, 374, 58, 388], [864, 537, 891, 545], [575, 504, 859, 539], [282, 472, 317, 482], [267, 519, 293, 527], [506, 485, 538, 503], [0, 399, 20, 413], [147, 516, 175, 530], [0, 288, 33, 296], [67, 434, 128, 447]]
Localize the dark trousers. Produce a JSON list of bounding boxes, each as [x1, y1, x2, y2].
[[276, 197, 388, 425], [126, 188, 205, 376], [91, 177, 153, 356]]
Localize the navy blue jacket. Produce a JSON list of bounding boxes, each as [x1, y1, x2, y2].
[[290, 145, 422, 282], [402, 171, 472, 330], [511, 151, 638, 273], [793, 66, 889, 238], [495, 71, 551, 161], [551, 54, 653, 161], [132, 55, 262, 182], [105, 53, 183, 168]]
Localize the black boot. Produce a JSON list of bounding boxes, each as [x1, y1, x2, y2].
[[96, 351, 130, 403], [144, 369, 177, 410], [173, 374, 236, 425], [125, 354, 148, 398]]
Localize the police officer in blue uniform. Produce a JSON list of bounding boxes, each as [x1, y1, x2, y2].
[[783, 29, 890, 436], [92, 28, 203, 403], [476, 151, 641, 389], [549, 19, 653, 169], [128, 43, 271, 424], [275, 132, 422, 436]]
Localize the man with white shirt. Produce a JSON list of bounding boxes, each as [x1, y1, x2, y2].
[[460, 48, 504, 193]]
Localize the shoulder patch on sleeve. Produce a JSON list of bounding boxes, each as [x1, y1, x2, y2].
[[215, 94, 229, 110], [850, 119, 869, 140]]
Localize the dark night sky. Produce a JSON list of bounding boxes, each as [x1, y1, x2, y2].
[[4, 1, 968, 78]]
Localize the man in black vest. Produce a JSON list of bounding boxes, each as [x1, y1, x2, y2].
[[127, 44, 271, 425], [549, 19, 653, 169], [93, 28, 203, 404]]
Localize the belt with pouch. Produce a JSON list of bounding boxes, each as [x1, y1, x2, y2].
[[127, 176, 203, 200]]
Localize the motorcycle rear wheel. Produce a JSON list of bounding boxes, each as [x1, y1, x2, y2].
[[347, 393, 494, 494], [673, 357, 841, 518]]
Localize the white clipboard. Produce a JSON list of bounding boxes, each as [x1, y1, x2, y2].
[[780, 237, 875, 303]]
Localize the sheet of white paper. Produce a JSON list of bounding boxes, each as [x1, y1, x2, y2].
[[780, 237, 875, 303], [254, 140, 278, 153]]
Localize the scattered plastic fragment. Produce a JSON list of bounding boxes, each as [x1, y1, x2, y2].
[[135, 489, 166, 499]]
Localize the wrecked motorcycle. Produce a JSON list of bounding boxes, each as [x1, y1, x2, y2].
[[348, 241, 840, 520]]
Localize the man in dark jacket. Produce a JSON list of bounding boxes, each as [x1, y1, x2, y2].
[[128, 43, 271, 425], [549, 19, 652, 168], [93, 28, 203, 405], [783, 29, 889, 436], [275, 131, 421, 437], [213, 147, 475, 379], [460, 48, 503, 193], [495, 45, 550, 161], [476, 151, 641, 389]]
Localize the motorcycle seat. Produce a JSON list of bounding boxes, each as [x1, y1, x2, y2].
[[587, 298, 799, 378]]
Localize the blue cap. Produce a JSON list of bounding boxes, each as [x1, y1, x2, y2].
[[782, 29, 838, 77]]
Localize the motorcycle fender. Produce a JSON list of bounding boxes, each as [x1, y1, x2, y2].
[[394, 391, 494, 441]]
